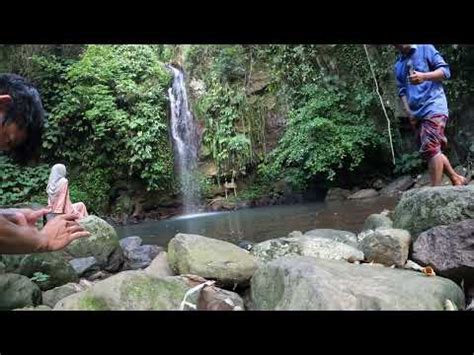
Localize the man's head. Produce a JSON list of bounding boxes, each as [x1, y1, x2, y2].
[[394, 44, 413, 55], [0, 74, 45, 164]]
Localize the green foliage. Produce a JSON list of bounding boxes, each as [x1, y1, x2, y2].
[[252, 45, 388, 190], [193, 71, 254, 178], [0, 155, 49, 206], [68, 168, 112, 215], [189, 45, 267, 180], [394, 152, 424, 176], [30, 272, 50, 282], [267, 84, 382, 189], [25, 45, 174, 213]]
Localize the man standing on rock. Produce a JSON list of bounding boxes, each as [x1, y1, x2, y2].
[[394, 44, 467, 186], [0, 73, 90, 254]]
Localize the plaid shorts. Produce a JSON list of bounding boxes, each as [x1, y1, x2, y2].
[[419, 114, 448, 160]]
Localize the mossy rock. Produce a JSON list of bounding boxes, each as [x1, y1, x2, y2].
[[54, 271, 194, 310], [65, 215, 124, 272], [168, 233, 258, 286], [1, 252, 78, 291], [0, 273, 42, 310], [393, 186, 474, 238]]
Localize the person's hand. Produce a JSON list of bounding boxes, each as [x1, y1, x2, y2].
[[10, 208, 50, 227], [408, 71, 426, 85], [37, 214, 90, 252]]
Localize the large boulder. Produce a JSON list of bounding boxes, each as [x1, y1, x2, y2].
[[303, 229, 358, 248], [167, 234, 258, 286], [359, 228, 411, 267], [54, 271, 189, 310], [412, 219, 474, 284], [69, 257, 100, 277], [347, 189, 379, 200], [119, 236, 143, 252], [250, 231, 364, 264], [380, 176, 415, 196], [42, 283, 84, 308], [145, 252, 174, 278], [0, 273, 42, 310], [1, 252, 78, 290], [393, 186, 474, 238], [325, 188, 351, 202], [123, 245, 163, 270], [54, 271, 242, 311], [363, 214, 393, 231], [250, 256, 465, 310], [184, 275, 244, 311], [65, 215, 125, 272]]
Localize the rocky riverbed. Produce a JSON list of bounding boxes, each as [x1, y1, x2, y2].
[[1, 185, 473, 310]]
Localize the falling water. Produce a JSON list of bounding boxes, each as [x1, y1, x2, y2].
[[167, 65, 201, 214]]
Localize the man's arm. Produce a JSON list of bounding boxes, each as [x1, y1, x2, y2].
[[0, 214, 90, 254], [409, 45, 451, 84]]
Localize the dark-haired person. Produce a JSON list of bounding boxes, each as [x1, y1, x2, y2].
[[394, 44, 467, 186], [0, 73, 90, 254]]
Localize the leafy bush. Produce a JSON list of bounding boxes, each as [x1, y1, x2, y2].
[[394, 152, 424, 176], [0, 155, 50, 206], [25, 45, 174, 212]]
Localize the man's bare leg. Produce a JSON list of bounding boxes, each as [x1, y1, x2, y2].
[[441, 153, 467, 185], [428, 153, 445, 186]]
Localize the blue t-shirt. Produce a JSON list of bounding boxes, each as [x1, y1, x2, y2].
[[394, 44, 451, 119]]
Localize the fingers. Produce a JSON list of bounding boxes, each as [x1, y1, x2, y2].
[[66, 224, 88, 234], [11, 212, 28, 226], [30, 208, 51, 221], [56, 213, 80, 222], [68, 231, 91, 242]]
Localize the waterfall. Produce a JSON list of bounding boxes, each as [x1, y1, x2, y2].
[[167, 65, 201, 214]]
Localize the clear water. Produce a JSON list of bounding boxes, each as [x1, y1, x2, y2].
[[115, 196, 398, 247]]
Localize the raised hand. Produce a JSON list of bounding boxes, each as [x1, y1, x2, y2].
[[38, 214, 90, 251]]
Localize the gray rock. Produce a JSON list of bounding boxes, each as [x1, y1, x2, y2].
[[393, 186, 474, 238], [54, 271, 243, 311], [412, 219, 474, 284], [250, 256, 465, 310], [145, 252, 174, 278], [124, 245, 163, 270], [236, 240, 253, 251], [363, 214, 393, 231], [69, 257, 100, 277], [167, 233, 258, 286], [303, 229, 358, 248], [0, 261, 5, 274], [66, 215, 125, 272], [184, 275, 244, 311], [42, 283, 83, 308], [250, 238, 301, 263], [14, 305, 52, 311], [1, 252, 78, 291], [87, 270, 113, 281], [250, 232, 364, 264], [372, 179, 386, 190], [347, 189, 379, 200], [380, 176, 415, 196], [54, 271, 188, 310], [0, 273, 42, 310], [119, 236, 143, 252], [360, 228, 411, 267], [325, 188, 351, 202]]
